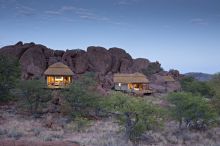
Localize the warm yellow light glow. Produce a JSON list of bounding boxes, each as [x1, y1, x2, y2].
[[46, 75, 72, 87], [128, 83, 143, 91], [119, 83, 121, 86], [55, 76, 63, 81]]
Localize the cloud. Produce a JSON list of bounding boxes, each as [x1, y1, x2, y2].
[[117, 0, 141, 5], [190, 18, 208, 25], [44, 5, 112, 22], [12, 2, 37, 17], [44, 10, 61, 15]]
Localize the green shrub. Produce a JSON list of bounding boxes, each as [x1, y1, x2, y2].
[[180, 76, 215, 98], [167, 92, 217, 130], [208, 73, 220, 98], [103, 92, 163, 141], [208, 73, 220, 115], [63, 72, 102, 118], [0, 55, 20, 101], [16, 79, 51, 115]]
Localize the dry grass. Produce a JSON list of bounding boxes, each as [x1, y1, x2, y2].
[[1, 99, 220, 146]]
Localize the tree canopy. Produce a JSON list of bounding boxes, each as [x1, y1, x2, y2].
[[0, 55, 20, 101]]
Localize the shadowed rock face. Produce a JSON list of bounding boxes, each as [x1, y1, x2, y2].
[[0, 42, 151, 78], [131, 58, 150, 73], [19, 45, 48, 79], [0, 42, 181, 92], [87, 46, 112, 74], [62, 49, 88, 74], [108, 47, 133, 73]]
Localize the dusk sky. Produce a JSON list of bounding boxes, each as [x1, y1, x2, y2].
[[0, 0, 220, 74]]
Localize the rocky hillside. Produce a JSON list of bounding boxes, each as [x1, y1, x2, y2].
[[0, 41, 181, 93], [185, 72, 213, 81]]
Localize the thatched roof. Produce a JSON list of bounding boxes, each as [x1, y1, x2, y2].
[[163, 75, 175, 82], [44, 62, 74, 76], [113, 73, 149, 83]]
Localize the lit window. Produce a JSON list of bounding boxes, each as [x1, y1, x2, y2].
[[119, 83, 121, 86], [55, 76, 63, 81]]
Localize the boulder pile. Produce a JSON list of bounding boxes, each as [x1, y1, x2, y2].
[[0, 42, 181, 93]]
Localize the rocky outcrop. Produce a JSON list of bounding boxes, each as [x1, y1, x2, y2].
[[87, 46, 112, 74], [62, 49, 88, 74], [149, 72, 181, 93], [169, 69, 181, 80], [131, 58, 150, 73], [19, 45, 48, 79], [0, 42, 34, 59], [108, 47, 132, 73], [0, 41, 181, 92]]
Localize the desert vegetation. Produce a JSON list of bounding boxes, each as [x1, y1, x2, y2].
[[15, 79, 52, 116], [1, 55, 220, 145], [0, 55, 20, 101]]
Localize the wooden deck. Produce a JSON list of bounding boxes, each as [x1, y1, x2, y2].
[[133, 89, 154, 95]]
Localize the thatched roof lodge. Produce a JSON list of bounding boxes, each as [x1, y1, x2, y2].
[[44, 62, 74, 88], [113, 73, 149, 84], [113, 73, 152, 95]]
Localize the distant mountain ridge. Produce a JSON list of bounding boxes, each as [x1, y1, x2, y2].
[[185, 72, 213, 81]]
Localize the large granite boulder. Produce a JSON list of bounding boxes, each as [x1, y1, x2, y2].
[[19, 45, 48, 79], [108, 47, 132, 73], [96, 72, 114, 89], [120, 58, 133, 73], [87, 46, 112, 74], [150, 73, 181, 93], [62, 49, 88, 74], [131, 58, 150, 73], [0, 42, 34, 59]]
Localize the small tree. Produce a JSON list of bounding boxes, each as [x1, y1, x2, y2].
[[16, 79, 51, 115], [63, 72, 101, 118], [180, 76, 215, 98], [208, 73, 220, 98], [167, 92, 217, 130], [103, 92, 163, 142], [209, 73, 220, 115], [0, 55, 20, 101]]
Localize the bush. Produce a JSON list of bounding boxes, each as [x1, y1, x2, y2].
[[0, 55, 20, 101], [180, 76, 215, 98], [167, 92, 217, 130], [208, 73, 220, 115], [102, 92, 163, 142], [63, 72, 101, 118], [208, 73, 220, 98], [16, 79, 51, 115]]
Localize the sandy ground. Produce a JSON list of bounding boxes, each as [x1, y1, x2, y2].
[[0, 104, 130, 146], [1, 101, 220, 146]]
